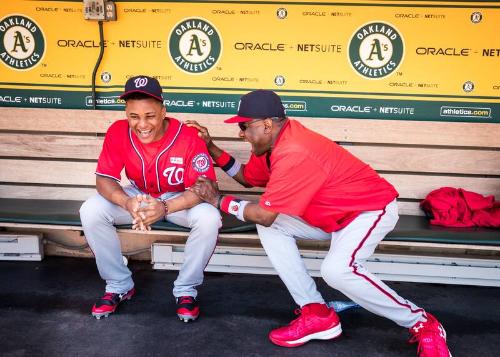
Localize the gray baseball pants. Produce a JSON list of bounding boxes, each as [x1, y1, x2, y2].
[[80, 186, 221, 298], [257, 199, 425, 328]]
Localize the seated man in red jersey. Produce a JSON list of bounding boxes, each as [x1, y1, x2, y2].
[[186, 90, 451, 357], [80, 75, 221, 322]]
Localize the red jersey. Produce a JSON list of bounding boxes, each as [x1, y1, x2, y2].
[[243, 119, 398, 232], [96, 118, 215, 198]]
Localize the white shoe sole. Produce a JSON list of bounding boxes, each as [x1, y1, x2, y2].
[[274, 323, 342, 347], [177, 314, 198, 323], [292, 323, 342, 344]]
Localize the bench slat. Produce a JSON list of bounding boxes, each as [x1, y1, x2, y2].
[[0, 133, 102, 160], [1, 159, 499, 200], [1, 108, 499, 148], [385, 173, 500, 199], [2, 134, 499, 175], [0, 108, 120, 133], [217, 141, 500, 176], [0, 159, 97, 185], [0, 185, 96, 201]]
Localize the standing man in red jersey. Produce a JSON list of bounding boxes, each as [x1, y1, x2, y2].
[[187, 90, 451, 356], [80, 75, 221, 322]]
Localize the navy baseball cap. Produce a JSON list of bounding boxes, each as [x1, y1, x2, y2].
[[225, 90, 286, 123], [120, 75, 163, 102]]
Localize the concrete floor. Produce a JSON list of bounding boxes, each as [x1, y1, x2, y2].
[[1, 257, 499, 357]]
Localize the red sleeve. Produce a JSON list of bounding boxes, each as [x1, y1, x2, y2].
[[259, 151, 327, 216], [95, 121, 125, 181], [243, 153, 270, 187], [183, 135, 217, 188]]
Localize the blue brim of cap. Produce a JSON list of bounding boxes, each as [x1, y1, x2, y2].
[[120, 90, 163, 102]]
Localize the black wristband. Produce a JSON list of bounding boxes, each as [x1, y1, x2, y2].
[[216, 195, 224, 209]]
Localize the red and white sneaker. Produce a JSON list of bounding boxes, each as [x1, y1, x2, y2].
[[176, 296, 200, 322], [409, 313, 452, 357], [91, 288, 135, 320], [269, 303, 342, 348]]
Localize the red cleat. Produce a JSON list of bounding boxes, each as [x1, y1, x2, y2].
[[409, 313, 452, 357], [91, 288, 135, 319], [176, 296, 200, 322], [269, 303, 342, 347]]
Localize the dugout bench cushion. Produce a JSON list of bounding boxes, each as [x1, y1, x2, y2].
[[0, 198, 253, 233], [0, 199, 498, 244], [385, 215, 499, 244]]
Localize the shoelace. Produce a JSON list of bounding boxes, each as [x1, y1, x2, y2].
[[284, 308, 308, 330], [289, 308, 303, 322], [408, 333, 424, 355]]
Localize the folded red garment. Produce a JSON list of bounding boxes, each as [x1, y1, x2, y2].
[[420, 187, 500, 228]]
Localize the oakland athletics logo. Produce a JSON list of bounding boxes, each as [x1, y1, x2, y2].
[[169, 18, 221, 74], [0, 14, 45, 71], [349, 22, 404, 79]]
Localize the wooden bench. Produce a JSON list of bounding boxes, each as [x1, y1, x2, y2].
[[0, 107, 499, 286]]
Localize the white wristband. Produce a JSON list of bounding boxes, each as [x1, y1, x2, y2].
[[236, 200, 249, 222], [226, 161, 242, 177]]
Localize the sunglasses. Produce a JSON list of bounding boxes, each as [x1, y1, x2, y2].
[[238, 119, 264, 132]]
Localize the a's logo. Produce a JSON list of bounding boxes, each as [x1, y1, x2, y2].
[[134, 77, 148, 88], [277, 8, 288, 19], [0, 14, 45, 71], [100, 71, 111, 83], [471, 12, 482, 24], [463, 81, 474, 93], [274, 75, 285, 86], [349, 22, 404, 79], [169, 18, 221, 74], [192, 153, 210, 173]]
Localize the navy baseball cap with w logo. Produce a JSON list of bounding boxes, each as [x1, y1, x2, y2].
[[225, 90, 286, 123], [120, 75, 163, 101]]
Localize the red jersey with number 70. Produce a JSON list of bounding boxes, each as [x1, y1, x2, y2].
[[96, 118, 216, 198], [242, 119, 398, 233]]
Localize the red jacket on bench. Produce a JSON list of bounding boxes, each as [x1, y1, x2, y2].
[[420, 187, 500, 228]]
